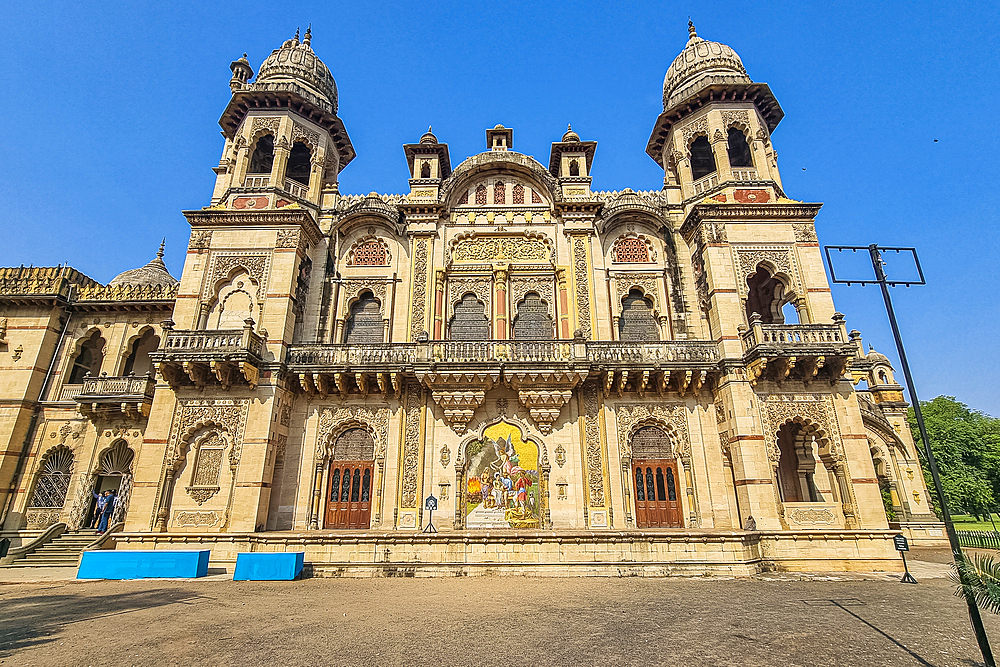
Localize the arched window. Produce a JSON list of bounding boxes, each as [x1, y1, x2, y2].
[[191, 432, 226, 491], [512, 292, 553, 340], [248, 135, 274, 174], [123, 328, 160, 376], [690, 136, 716, 180], [344, 291, 383, 344], [29, 447, 73, 510], [727, 128, 753, 168], [745, 265, 790, 324], [351, 239, 388, 266], [420, 161, 431, 179], [631, 425, 673, 459], [450, 293, 490, 340], [619, 289, 659, 342], [614, 237, 650, 263], [208, 270, 259, 329], [494, 181, 506, 204], [775, 422, 820, 503], [512, 184, 524, 205], [286, 142, 312, 186], [569, 159, 580, 177], [69, 330, 105, 383], [475, 184, 487, 205]]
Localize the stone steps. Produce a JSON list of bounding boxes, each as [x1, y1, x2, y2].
[[3, 531, 99, 568]]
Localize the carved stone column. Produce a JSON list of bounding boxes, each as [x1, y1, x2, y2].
[[433, 270, 446, 340], [310, 461, 323, 529], [155, 467, 176, 532], [493, 264, 509, 339], [556, 268, 571, 339]]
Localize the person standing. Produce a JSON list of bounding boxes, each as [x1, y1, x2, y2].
[[91, 490, 109, 529], [97, 489, 116, 534]]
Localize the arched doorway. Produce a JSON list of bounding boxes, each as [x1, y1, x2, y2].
[[84, 441, 135, 529], [630, 425, 683, 528], [27, 447, 74, 528], [325, 428, 375, 529]]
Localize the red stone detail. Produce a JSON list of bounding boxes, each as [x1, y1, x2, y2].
[[712, 194, 726, 202], [475, 185, 487, 205], [733, 189, 770, 203], [494, 181, 505, 204], [275, 199, 291, 208], [531, 190, 542, 204], [233, 196, 269, 209], [512, 183, 524, 205], [459, 191, 469, 205]]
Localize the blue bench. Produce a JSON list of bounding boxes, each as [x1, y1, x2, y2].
[[77, 550, 210, 579], [233, 552, 305, 581]]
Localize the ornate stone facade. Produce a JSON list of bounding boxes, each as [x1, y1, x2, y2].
[[0, 25, 943, 573]]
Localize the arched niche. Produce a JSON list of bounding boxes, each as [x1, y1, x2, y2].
[[458, 420, 546, 530], [207, 270, 261, 329], [344, 290, 384, 344], [68, 329, 106, 383], [449, 293, 490, 340], [121, 327, 160, 376], [618, 289, 660, 341], [512, 292, 554, 340], [745, 264, 798, 324]]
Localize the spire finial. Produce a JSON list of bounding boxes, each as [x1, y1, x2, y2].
[[294, 27, 300, 44], [688, 19, 697, 39], [303, 24, 312, 46], [567, 123, 572, 131], [242, 52, 247, 60], [428, 125, 432, 133], [157, 238, 165, 259]]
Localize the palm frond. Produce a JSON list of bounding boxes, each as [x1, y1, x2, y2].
[[950, 554, 1000, 615]]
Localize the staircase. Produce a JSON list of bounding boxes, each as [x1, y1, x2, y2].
[[3, 530, 99, 568]]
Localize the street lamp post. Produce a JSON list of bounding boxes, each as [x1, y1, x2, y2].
[[825, 244, 994, 667]]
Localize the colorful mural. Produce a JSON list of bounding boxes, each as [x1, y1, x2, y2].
[[464, 422, 540, 529]]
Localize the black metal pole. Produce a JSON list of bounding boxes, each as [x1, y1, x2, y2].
[[868, 245, 995, 667]]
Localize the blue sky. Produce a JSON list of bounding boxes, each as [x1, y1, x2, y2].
[[2, 1, 998, 415]]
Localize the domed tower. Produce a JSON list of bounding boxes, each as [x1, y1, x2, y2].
[[646, 22, 783, 204], [212, 27, 355, 209]]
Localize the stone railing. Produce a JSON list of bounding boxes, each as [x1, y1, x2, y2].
[[431, 340, 575, 363], [284, 179, 309, 199], [78, 374, 156, 399], [243, 175, 269, 188], [693, 173, 720, 196], [586, 341, 719, 364], [76, 283, 177, 301], [741, 320, 845, 351], [731, 168, 758, 181], [288, 344, 417, 366], [57, 384, 84, 401], [161, 327, 263, 359]]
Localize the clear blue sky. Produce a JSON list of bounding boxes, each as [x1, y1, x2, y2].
[[2, 1, 997, 415]]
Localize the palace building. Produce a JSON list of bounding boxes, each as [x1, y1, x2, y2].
[[0, 25, 945, 575]]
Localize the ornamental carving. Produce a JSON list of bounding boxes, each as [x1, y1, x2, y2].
[[316, 404, 390, 460], [582, 382, 605, 506], [400, 380, 422, 507], [276, 229, 300, 249], [612, 235, 657, 263], [189, 230, 212, 250], [206, 252, 270, 297], [249, 116, 280, 139], [509, 277, 555, 311], [681, 118, 709, 145], [572, 236, 592, 338], [449, 277, 492, 313], [758, 394, 843, 464], [734, 246, 800, 296], [452, 236, 549, 263], [291, 122, 320, 149], [410, 238, 429, 340], [173, 510, 221, 527], [615, 275, 661, 313], [341, 279, 389, 306], [714, 396, 727, 424], [793, 223, 818, 243], [722, 110, 751, 130], [787, 507, 836, 525], [165, 399, 249, 470], [614, 403, 690, 462], [432, 389, 486, 435]]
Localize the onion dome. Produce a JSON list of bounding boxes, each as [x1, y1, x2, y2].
[[254, 27, 338, 113], [420, 126, 438, 144], [562, 124, 580, 143], [662, 21, 751, 110], [866, 346, 893, 368], [109, 241, 178, 287]]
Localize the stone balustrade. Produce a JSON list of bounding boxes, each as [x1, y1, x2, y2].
[[74, 374, 157, 419], [162, 327, 263, 359]]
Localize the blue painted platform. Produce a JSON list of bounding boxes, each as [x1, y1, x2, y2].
[[77, 550, 210, 579], [233, 552, 305, 581]]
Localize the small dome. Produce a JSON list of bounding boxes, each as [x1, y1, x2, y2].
[[420, 126, 438, 144], [663, 22, 751, 110], [561, 124, 580, 143], [109, 241, 178, 287], [254, 27, 338, 113], [866, 346, 893, 367]]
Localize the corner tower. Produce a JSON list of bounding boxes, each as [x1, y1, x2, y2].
[[647, 22, 783, 205]]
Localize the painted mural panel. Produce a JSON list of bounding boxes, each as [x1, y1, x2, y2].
[[465, 422, 540, 529]]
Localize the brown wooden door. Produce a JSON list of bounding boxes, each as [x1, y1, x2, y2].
[[633, 459, 683, 528], [324, 461, 374, 529]]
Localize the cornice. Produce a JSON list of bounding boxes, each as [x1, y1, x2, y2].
[[182, 207, 323, 246], [680, 202, 823, 239]]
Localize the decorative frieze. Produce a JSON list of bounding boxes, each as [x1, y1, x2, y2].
[[614, 403, 690, 461], [410, 238, 429, 340], [400, 380, 422, 508], [572, 236, 592, 338], [582, 382, 605, 506]]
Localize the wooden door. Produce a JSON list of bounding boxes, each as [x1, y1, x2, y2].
[[324, 461, 374, 529], [633, 459, 683, 528]]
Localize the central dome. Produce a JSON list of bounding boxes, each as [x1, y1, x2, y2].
[[662, 22, 750, 110], [254, 28, 338, 113]]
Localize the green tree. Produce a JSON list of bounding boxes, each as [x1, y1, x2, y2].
[[908, 396, 1000, 519]]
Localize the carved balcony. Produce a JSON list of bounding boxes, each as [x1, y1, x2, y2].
[[586, 340, 720, 398], [741, 314, 855, 385], [287, 343, 417, 399], [151, 321, 263, 390], [74, 374, 156, 419]]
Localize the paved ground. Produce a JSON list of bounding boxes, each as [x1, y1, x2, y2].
[[1, 558, 999, 666]]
